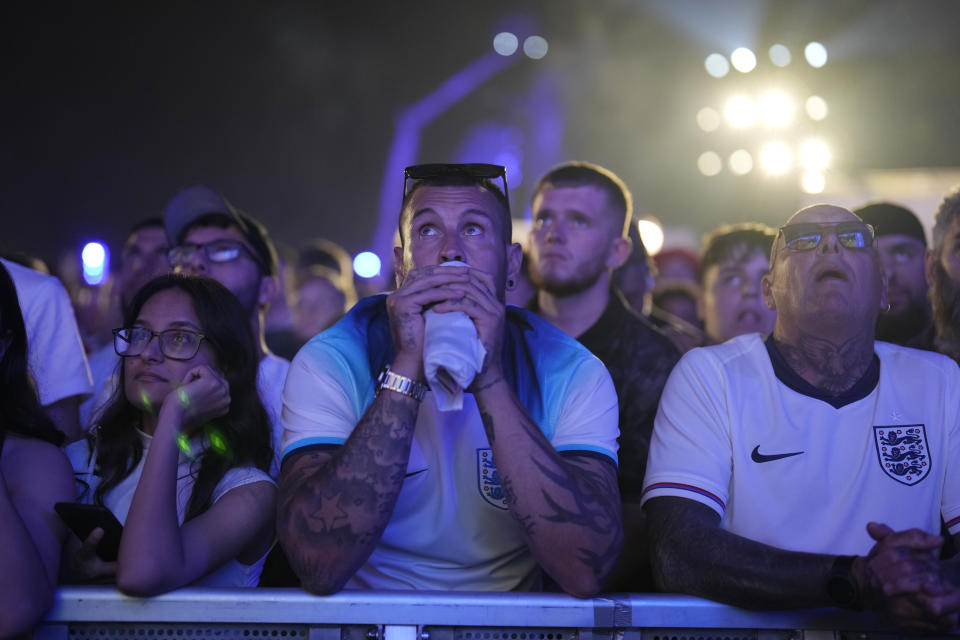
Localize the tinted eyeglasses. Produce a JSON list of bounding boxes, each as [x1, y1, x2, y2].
[[167, 239, 265, 271], [778, 221, 876, 252], [402, 163, 509, 209], [113, 327, 207, 360]]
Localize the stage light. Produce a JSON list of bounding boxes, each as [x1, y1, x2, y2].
[[760, 141, 791, 175], [696, 107, 721, 132], [697, 151, 722, 176], [493, 32, 518, 56], [801, 171, 826, 194], [804, 42, 828, 68], [760, 90, 793, 127], [705, 53, 730, 78], [637, 218, 665, 255], [523, 36, 548, 60], [730, 47, 757, 73], [725, 96, 756, 128], [769, 44, 791, 67], [799, 139, 830, 170], [805, 95, 828, 121], [81, 241, 109, 286], [729, 149, 753, 176], [353, 251, 381, 279]]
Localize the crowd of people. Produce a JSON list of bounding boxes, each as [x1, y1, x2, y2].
[[3, 161, 960, 636]]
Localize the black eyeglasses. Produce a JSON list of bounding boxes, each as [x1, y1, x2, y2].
[[778, 221, 876, 252], [402, 163, 509, 209], [167, 239, 264, 271], [113, 327, 207, 360]]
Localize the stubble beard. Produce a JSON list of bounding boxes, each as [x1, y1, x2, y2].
[[529, 259, 606, 298], [931, 262, 960, 362]]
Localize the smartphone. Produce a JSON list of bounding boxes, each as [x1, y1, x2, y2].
[[54, 502, 123, 561]]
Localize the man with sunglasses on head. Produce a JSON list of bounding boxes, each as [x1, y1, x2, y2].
[[278, 164, 622, 595], [164, 184, 290, 478], [642, 204, 960, 633]]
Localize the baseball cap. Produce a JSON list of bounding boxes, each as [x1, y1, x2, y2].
[[164, 184, 279, 275], [853, 202, 927, 247]]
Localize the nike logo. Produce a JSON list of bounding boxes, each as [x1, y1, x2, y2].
[[751, 445, 804, 463], [404, 469, 428, 478]]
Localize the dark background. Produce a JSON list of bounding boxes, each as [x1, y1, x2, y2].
[[4, 0, 959, 270]]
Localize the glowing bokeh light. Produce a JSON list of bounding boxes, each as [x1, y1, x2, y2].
[[760, 141, 792, 175], [769, 44, 791, 67], [760, 90, 793, 127], [729, 149, 754, 176], [805, 42, 828, 68], [802, 171, 826, 194], [493, 32, 519, 56], [704, 53, 730, 78], [637, 218, 665, 256], [81, 241, 108, 286], [725, 96, 756, 128], [696, 107, 721, 132], [353, 251, 382, 278], [799, 139, 831, 170], [730, 47, 757, 73], [805, 95, 829, 121], [697, 151, 723, 177], [523, 35, 548, 60]]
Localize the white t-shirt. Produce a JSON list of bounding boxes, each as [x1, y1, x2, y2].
[[79, 342, 119, 429], [281, 296, 620, 590], [66, 433, 275, 587], [258, 352, 290, 478], [2, 258, 93, 406], [641, 334, 960, 555]]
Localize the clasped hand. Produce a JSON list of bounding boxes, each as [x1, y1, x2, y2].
[[160, 365, 231, 429]]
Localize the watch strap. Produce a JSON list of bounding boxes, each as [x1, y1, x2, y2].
[[376, 366, 428, 402]]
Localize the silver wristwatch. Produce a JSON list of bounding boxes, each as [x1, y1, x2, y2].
[[376, 365, 428, 402]]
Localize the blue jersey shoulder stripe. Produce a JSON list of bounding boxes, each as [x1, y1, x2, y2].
[[642, 481, 726, 509]]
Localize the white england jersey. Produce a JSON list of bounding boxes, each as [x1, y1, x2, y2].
[[642, 334, 960, 555]]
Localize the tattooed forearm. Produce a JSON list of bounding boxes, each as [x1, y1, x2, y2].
[[774, 330, 874, 394], [277, 392, 419, 594], [475, 390, 623, 596]]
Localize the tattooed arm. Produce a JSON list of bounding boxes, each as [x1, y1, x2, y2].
[[277, 389, 420, 594], [473, 378, 623, 597]]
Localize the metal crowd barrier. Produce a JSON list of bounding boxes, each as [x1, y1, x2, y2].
[[37, 587, 928, 640]]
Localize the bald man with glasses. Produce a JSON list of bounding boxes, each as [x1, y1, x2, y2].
[[643, 205, 960, 633]]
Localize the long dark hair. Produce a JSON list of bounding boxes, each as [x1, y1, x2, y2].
[[0, 262, 63, 446], [89, 273, 272, 520]]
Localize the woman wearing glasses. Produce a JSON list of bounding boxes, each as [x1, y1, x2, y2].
[[66, 273, 275, 593], [0, 262, 74, 636]]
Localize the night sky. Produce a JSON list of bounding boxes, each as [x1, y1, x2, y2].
[[4, 0, 960, 271]]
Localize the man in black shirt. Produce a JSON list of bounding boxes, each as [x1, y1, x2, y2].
[[526, 161, 679, 590]]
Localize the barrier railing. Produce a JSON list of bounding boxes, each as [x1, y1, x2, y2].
[[36, 588, 913, 640]]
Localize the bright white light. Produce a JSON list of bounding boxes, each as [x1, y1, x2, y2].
[[805, 42, 828, 68], [769, 44, 791, 67], [353, 251, 381, 279], [730, 47, 757, 73], [637, 218, 665, 255], [697, 151, 723, 177], [704, 53, 730, 78], [729, 149, 754, 176], [760, 141, 792, 175], [805, 95, 829, 120], [81, 242, 108, 286], [802, 171, 826, 194], [760, 90, 793, 127], [696, 107, 721, 132], [523, 35, 548, 60], [725, 96, 756, 128], [493, 32, 519, 56], [799, 139, 831, 170]]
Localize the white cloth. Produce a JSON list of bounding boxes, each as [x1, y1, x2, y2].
[[2, 258, 93, 406], [66, 433, 275, 587], [422, 261, 485, 411], [80, 343, 119, 429], [280, 295, 620, 591], [641, 334, 960, 555], [423, 309, 486, 411], [257, 352, 290, 478]]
